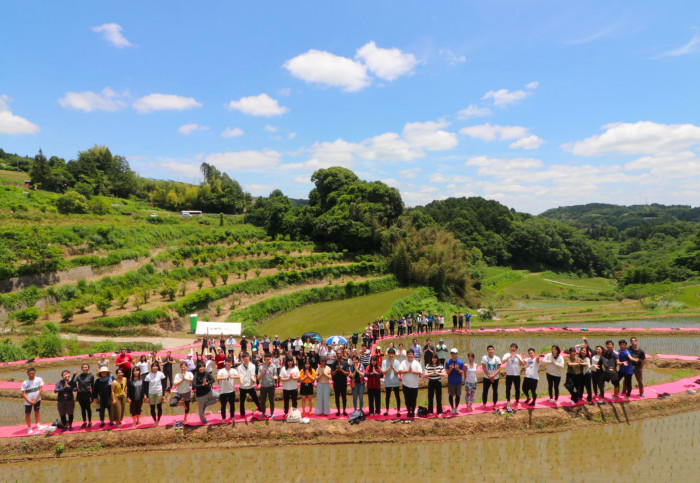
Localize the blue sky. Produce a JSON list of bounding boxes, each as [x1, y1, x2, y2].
[[1, 1, 698, 213]]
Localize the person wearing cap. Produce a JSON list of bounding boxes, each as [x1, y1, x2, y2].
[[445, 348, 465, 415], [115, 348, 133, 381], [436, 339, 448, 365], [315, 357, 332, 416], [424, 352, 445, 415], [382, 348, 402, 416], [93, 366, 113, 427]]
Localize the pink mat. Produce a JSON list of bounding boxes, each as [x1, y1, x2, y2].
[[656, 354, 700, 361]]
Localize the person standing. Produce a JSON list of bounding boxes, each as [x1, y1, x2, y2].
[[144, 363, 166, 425], [465, 312, 472, 330], [226, 335, 236, 357], [331, 354, 350, 416], [382, 348, 402, 416], [436, 339, 448, 365], [240, 336, 248, 355], [172, 362, 194, 424], [21, 368, 44, 434], [502, 343, 525, 411], [464, 353, 478, 411], [481, 345, 501, 409], [193, 363, 218, 424], [279, 357, 300, 416], [350, 355, 365, 413], [127, 367, 145, 426], [423, 339, 435, 366], [564, 348, 584, 404], [217, 359, 237, 424], [110, 368, 127, 426], [258, 353, 278, 418], [54, 370, 76, 431], [458, 314, 464, 330], [162, 351, 175, 391], [522, 348, 541, 407], [411, 339, 422, 360], [628, 337, 646, 397], [452, 313, 457, 331], [445, 348, 464, 415], [618, 340, 635, 399], [543, 345, 565, 405], [600, 340, 620, 401], [298, 359, 315, 417], [237, 353, 262, 418], [400, 350, 422, 418], [365, 356, 382, 415], [115, 348, 134, 381], [315, 357, 332, 416], [93, 366, 113, 427], [75, 363, 94, 429], [389, 319, 396, 337], [424, 353, 444, 415], [590, 346, 605, 401]]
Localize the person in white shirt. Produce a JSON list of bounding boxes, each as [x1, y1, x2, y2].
[[382, 349, 402, 416], [172, 362, 193, 424], [279, 357, 300, 415], [217, 359, 237, 423], [542, 345, 565, 405], [21, 368, 43, 434], [292, 337, 303, 355], [226, 336, 236, 357], [464, 353, 478, 411], [502, 343, 525, 411], [237, 352, 262, 418], [144, 364, 166, 425], [481, 345, 502, 409], [399, 350, 422, 418], [522, 348, 541, 407]]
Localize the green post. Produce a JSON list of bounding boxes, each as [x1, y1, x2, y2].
[[189, 314, 198, 333]]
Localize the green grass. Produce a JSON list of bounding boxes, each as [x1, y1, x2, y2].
[[257, 287, 417, 339], [673, 285, 700, 308], [0, 169, 28, 186]]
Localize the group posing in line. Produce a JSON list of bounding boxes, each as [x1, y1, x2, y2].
[[20, 333, 646, 434]]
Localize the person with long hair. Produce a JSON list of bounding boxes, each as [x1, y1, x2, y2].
[[591, 345, 605, 401], [75, 363, 94, 429], [564, 347, 584, 404], [543, 345, 564, 405], [172, 362, 193, 424], [522, 348, 541, 407], [279, 357, 300, 416], [193, 361, 218, 424], [54, 369, 76, 431], [315, 357, 332, 416], [464, 353, 478, 412], [331, 354, 350, 416], [299, 359, 315, 416], [366, 356, 382, 415], [136, 355, 149, 381], [350, 354, 365, 413], [144, 362, 166, 425], [127, 367, 145, 426], [424, 352, 444, 415], [110, 368, 127, 426]]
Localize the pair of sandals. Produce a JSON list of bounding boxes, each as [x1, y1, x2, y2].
[[657, 392, 671, 399]]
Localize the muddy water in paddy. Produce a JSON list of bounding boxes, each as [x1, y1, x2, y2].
[[549, 316, 700, 328], [3, 410, 699, 481]]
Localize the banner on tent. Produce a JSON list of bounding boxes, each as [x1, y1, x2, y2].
[[195, 321, 242, 336]]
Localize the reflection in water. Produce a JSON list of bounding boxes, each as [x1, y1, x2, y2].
[[3, 411, 698, 481]]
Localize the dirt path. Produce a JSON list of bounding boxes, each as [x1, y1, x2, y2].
[[59, 334, 193, 349]]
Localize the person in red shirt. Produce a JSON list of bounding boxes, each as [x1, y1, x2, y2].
[[115, 349, 134, 380], [215, 348, 226, 370]]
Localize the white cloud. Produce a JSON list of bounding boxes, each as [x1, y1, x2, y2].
[[58, 88, 128, 112], [460, 123, 529, 141], [264, 124, 278, 132], [400, 167, 422, 179], [457, 104, 491, 119], [430, 173, 471, 184], [245, 184, 274, 195], [91, 23, 133, 48], [361, 132, 423, 161], [439, 49, 467, 65], [133, 94, 202, 113], [466, 156, 543, 176], [567, 25, 618, 45], [482, 81, 538, 106], [293, 175, 312, 184], [355, 41, 417, 81], [654, 30, 700, 58], [227, 93, 288, 116], [288, 132, 297, 140], [177, 123, 209, 135], [284, 49, 370, 92], [221, 127, 244, 138], [0, 95, 39, 135], [625, 151, 700, 178], [303, 139, 361, 169], [159, 161, 202, 178], [563, 121, 700, 156], [510, 135, 544, 150], [380, 178, 401, 188], [402, 120, 458, 151], [205, 149, 282, 171]]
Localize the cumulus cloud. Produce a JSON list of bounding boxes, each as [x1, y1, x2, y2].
[[466, 155, 543, 176], [159, 161, 202, 178], [221, 127, 244, 138], [482, 81, 538, 106], [355, 41, 417, 81], [510, 135, 544, 150], [92, 23, 133, 48], [361, 132, 423, 161], [460, 123, 542, 150], [227, 93, 288, 116], [0, 95, 39, 135], [457, 104, 491, 119], [284, 49, 370, 92], [58, 88, 128, 112], [402, 120, 458, 151], [205, 149, 282, 171], [177, 123, 209, 135], [245, 184, 274, 195], [625, 151, 700, 178], [133, 94, 202, 113], [563, 121, 700, 156]]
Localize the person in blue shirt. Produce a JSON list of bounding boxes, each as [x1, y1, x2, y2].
[[465, 313, 472, 330], [444, 349, 465, 415], [618, 340, 635, 399]]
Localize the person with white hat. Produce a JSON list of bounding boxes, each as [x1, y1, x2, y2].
[[93, 366, 113, 427]]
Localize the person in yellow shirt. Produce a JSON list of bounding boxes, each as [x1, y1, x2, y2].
[[299, 360, 316, 417]]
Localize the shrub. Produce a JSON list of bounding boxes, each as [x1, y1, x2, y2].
[[95, 297, 111, 316], [88, 197, 111, 215], [56, 191, 89, 214], [0, 339, 27, 362], [12, 307, 40, 324]]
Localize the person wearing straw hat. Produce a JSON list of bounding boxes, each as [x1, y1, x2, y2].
[[93, 366, 113, 427]]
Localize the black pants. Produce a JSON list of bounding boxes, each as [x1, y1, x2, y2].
[[522, 377, 538, 403], [505, 375, 521, 402], [77, 392, 92, 422], [368, 388, 381, 414], [482, 378, 499, 405], [402, 386, 418, 417], [389, 326, 395, 336], [220, 391, 235, 420], [427, 379, 443, 414], [163, 365, 173, 391], [385, 386, 400, 412], [380, 329, 385, 338], [334, 382, 347, 412], [97, 395, 111, 423], [592, 371, 605, 397], [149, 402, 163, 422], [239, 388, 261, 417], [582, 373, 593, 401], [546, 374, 561, 400], [565, 373, 583, 403], [622, 373, 633, 397], [283, 389, 298, 414]]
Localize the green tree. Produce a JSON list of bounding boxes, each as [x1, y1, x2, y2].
[[95, 297, 111, 316], [56, 191, 89, 214]]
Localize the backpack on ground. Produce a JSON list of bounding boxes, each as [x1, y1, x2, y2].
[[348, 409, 366, 425], [417, 406, 428, 418]]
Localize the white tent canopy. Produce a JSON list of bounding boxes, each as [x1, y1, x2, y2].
[[195, 321, 242, 336]]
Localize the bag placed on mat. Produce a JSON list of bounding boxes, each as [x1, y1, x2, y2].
[[286, 408, 302, 423], [416, 406, 428, 417], [348, 409, 366, 425]]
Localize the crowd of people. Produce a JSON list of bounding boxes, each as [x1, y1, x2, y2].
[[20, 330, 648, 434]]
